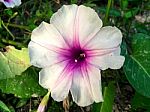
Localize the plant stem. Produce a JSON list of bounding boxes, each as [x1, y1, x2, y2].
[[1, 21, 15, 40], [104, 0, 112, 26], [1, 38, 27, 48], [4, 22, 31, 32]]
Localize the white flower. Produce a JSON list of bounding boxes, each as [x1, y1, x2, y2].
[[28, 4, 125, 107], [0, 0, 21, 8]]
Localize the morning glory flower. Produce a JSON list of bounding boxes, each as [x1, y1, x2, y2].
[[0, 0, 21, 8], [28, 4, 125, 106]]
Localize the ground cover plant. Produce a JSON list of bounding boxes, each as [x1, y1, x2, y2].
[[0, 0, 150, 112]]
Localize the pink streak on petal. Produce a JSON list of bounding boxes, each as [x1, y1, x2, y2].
[[85, 45, 120, 57], [31, 40, 71, 60], [31, 40, 69, 54], [82, 29, 101, 48], [73, 10, 80, 49], [80, 64, 93, 96], [50, 21, 72, 48], [51, 61, 74, 91]]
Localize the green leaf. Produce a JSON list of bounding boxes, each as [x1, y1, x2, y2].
[[92, 82, 115, 112], [109, 9, 121, 17], [131, 92, 150, 111], [124, 8, 139, 18], [0, 100, 11, 112], [121, 0, 128, 10], [0, 46, 31, 79], [98, 7, 121, 17], [71, 0, 78, 4], [4, 9, 13, 16], [134, 23, 150, 35], [124, 33, 150, 97], [36, 10, 42, 17], [16, 99, 28, 108], [92, 103, 101, 112], [0, 67, 47, 98], [100, 82, 115, 112], [124, 11, 132, 18]]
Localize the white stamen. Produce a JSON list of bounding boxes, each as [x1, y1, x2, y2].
[[80, 53, 85, 57], [75, 59, 78, 63]]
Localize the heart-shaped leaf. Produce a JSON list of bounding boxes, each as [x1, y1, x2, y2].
[[124, 33, 150, 97]]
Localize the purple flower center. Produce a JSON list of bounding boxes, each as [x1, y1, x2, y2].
[[71, 48, 86, 63], [66, 46, 87, 63], [4, 0, 11, 2], [60, 45, 88, 69]]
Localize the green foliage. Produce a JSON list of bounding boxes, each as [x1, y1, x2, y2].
[[0, 46, 30, 79], [0, 0, 149, 111], [0, 100, 11, 112], [16, 99, 28, 108], [0, 67, 47, 98], [4, 9, 13, 16], [47, 101, 64, 112], [121, 0, 128, 10], [99, 7, 121, 17], [92, 82, 115, 112], [100, 82, 115, 112], [0, 17, 2, 28], [123, 8, 139, 19], [71, 0, 78, 4], [124, 33, 150, 97], [131, 92, 150, 111]]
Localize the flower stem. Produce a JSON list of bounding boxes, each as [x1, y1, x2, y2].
[[63, 96, 70, 112], [104, 0, 112, 26]]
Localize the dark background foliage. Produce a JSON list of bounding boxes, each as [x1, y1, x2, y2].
[[0, 0, 149, 112]]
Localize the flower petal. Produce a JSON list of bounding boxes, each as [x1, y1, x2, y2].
[[28, 22, 69, 68], [51, 72, 72, 101], [39, 61, 72, 101], [28, 41, 60, 68], [84, 26, 122, 49], [39, 63, 64, 90], [76, 5, 103, 46], [50, 4, 78, 46], [107, 55, 125, 69], [70, 65, 103, 106], [31, 21, 67, 48], [81, 65, 103, 103], [50, 5, 102, 46], [93, 55, 125, 70], [88, 47, 125, 70], [2, 0, 21, 8], [70, 68, 93, 106]]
